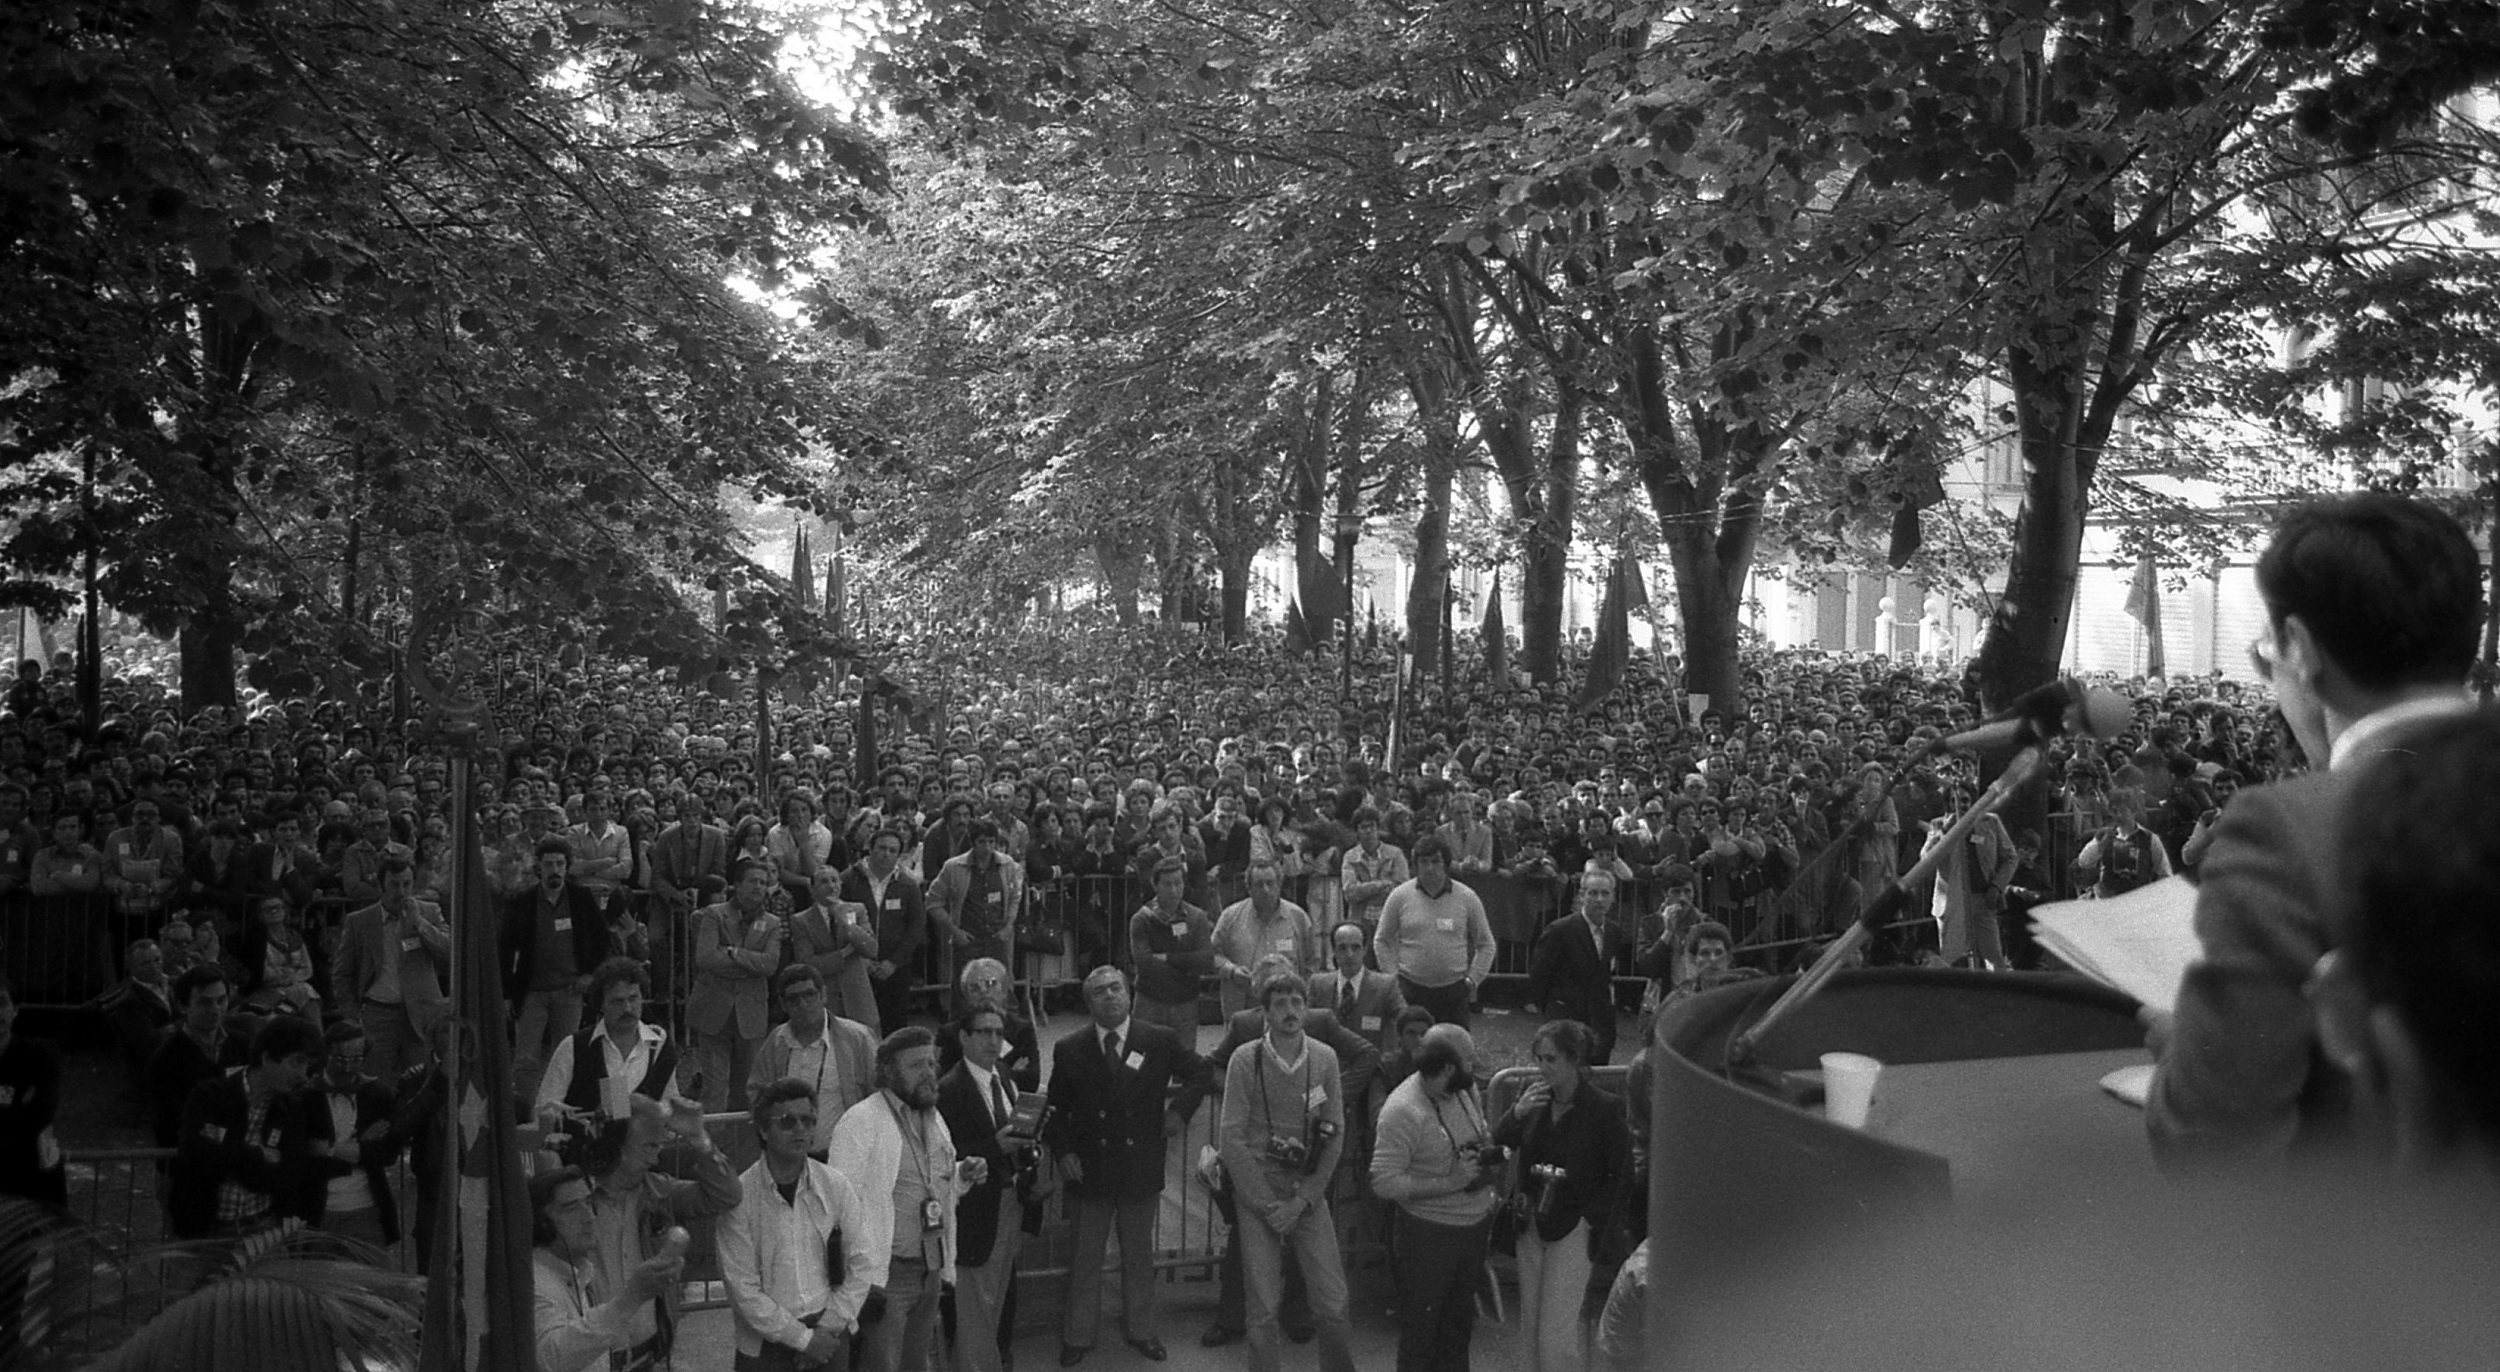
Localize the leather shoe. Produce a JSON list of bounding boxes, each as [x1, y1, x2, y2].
[[1285, 1324, 1316, 1344], [1125, 1337, 1168, 1362], [1057, 1346, 1088, 1368], [1200, 1325, 1242, 1348]]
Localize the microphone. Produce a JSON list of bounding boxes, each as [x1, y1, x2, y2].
[[1937, 678, 2132, 753]]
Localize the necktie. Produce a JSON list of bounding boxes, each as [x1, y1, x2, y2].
[[1340, 980, 1356, 1016], [992, 1072, 1014, 1130], [1104, 1031, 1121, 1073]]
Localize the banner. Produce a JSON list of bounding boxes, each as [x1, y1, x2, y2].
[[421, 769, 536, 1372], [2125, 550, 2165, 677]]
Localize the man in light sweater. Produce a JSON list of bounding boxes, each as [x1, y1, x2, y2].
[[1216, 972, 1356, 1372], [1372, 836, 1495, 1028], [1369, 1023, 1501, 1372]]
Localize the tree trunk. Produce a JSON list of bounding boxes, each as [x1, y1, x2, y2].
[[1667, 547, 1746, 718], [1094, 532, 1141, 627], [1518, 391, 1583, 684], [179, 615, 242, 713], [1405, 451, 1454, 679], [1290, 372, 1337, 637], [1217, 544, 1253, 645], [1974, 346, 2090, 711]]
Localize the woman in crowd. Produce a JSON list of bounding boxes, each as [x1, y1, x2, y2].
[[764, 790, 835, 911], [235, 893, 319, 1018], [1492, 1019, 1634, 1372]]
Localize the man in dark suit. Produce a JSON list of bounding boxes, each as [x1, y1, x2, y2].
[[843, 828, 927, 1032], [1307, 922, 1405, 1052], [330, 858, 450, 1084], [1043, 965, 1212, 1365], [937, 1002, 1040, 1372], [2148, 492, 2484, 1173], [1527, 869, 1627, 1064], [167, 1012, 324, 1239], [297, 1019, 407, 1248], [500, 838, 614, 1098], [1198, 957, 1381, 1348]]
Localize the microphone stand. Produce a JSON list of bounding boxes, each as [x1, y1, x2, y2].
[[1725, 739, 2051, 1069]]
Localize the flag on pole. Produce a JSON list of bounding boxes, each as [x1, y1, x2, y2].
[[791, 522, 815, 609], [1482, 574, 1509, 685], [1575, 557, 1633, 715], [2125, 549, 2166, 677], [1284, 597, 1313, 655], [826, 539, 848, 643], [855, 671, 878, 789], [421, 777, 536, 1372]]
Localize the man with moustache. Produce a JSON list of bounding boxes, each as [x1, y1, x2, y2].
[[825, 1026, 982, 1372]]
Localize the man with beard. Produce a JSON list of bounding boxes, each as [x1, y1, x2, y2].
[[1371, 1024, 1501, 1372], [825, 1026, 981, 1372], [502, 838, 614, 1098]]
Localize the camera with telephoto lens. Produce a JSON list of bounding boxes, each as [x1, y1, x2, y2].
[[1528, 1163, 1569, 1220]]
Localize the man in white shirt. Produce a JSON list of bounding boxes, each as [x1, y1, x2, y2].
[[746, 963, 875, 1158], [826, 1026, 980, 1372], [531, 1164, 686, 1372], [717, 1077, 879, 1371], [569, 792, 634, 904], [537, 959, 696, 1142]]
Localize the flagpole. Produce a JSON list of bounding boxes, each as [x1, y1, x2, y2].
[[437, 740, 472, 1358]]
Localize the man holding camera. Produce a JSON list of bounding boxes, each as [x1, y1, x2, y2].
[[1216, 971, 1357, 1372], [936, 1003, 1041, 1372], [1370, 1023, 1500, 1372]]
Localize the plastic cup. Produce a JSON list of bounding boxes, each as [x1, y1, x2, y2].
[[1821, 1051, 1883, 1129]]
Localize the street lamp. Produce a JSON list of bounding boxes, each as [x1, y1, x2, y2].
[[1336, 508, 1362, 705]]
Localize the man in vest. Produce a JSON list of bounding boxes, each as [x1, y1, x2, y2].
[[2076, 783, 2172, 899], [536, 958, 695, 1149]]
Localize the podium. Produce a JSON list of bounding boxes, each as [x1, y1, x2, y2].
[[1644, 969, 2155, 1321]]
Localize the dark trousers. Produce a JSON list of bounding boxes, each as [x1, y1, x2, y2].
[[1392, 1209, 1490, 1372], [1062, 1193, 1159, 1349], [1398, 976, 1472, 1029], [871, 972, 918, 1031]]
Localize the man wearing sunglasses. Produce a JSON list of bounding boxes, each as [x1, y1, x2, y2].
[[2148, 492, 2483, 1174], [718, 1076, 880, 1371]]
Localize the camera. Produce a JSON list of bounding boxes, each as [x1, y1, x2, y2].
[[1528, 1163, 1569, 1220], [1264, 1117, 1341, 1175], [1459, 1141, 1506, 1168]]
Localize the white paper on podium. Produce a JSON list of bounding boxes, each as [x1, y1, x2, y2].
[[2029, 875, 2202, 1014]]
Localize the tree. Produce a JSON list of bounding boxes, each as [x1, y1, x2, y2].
[[0, 0, 888, 709]]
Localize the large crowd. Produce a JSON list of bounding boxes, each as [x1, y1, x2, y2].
[[0, 595, 2306, 1371]]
